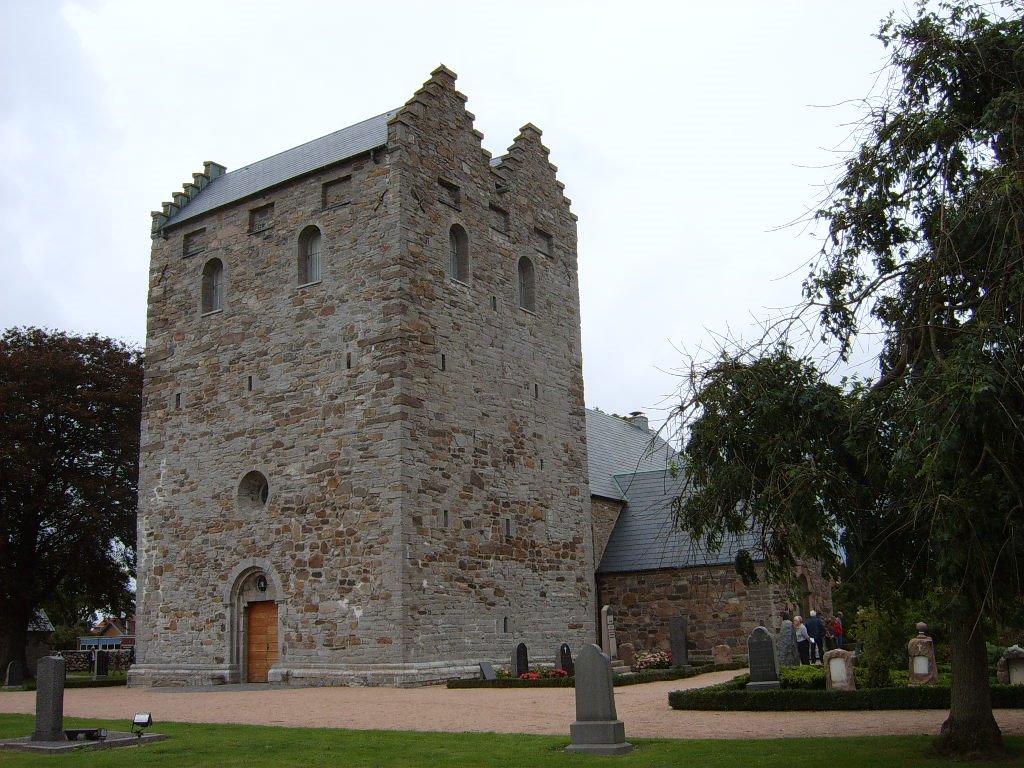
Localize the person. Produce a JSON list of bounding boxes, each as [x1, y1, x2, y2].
[[833, 612, 845, 649], [805, 610, 826, 664], [793, 615, 810, 665], [823, 614, 835, 651]]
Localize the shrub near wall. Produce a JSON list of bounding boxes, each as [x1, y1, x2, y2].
[[669, 676, 1024, 710]]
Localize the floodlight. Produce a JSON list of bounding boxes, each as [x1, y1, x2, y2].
[[131, 712, 153, 737]]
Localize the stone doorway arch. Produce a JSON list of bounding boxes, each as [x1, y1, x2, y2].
[[226, 560, 282, 684]]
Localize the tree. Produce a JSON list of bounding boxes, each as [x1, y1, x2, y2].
[[0, 328, 142, 676], [673, 1, 1024, 756]]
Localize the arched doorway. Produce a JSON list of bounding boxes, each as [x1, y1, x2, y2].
[[226, 563, 281, 684]]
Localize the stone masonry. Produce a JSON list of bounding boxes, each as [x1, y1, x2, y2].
[[597, 562, 832, 661], [130, 67, 595, 687]]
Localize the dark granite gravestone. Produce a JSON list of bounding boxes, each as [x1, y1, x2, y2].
[[4, 660, 24, 689], [31, 656, 65, 742], [669, 616, 689, 667], [558, 643, 574, 676], [565, 644, 632, 755], [479, 662, 496, 681], [94, 651, 109, 679], [511, 642, 529, 677], [746, 627, 780, 689]]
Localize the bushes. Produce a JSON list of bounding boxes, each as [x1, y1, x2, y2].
[[668, 677, 1024, 711], [446, 662, 747, 689]]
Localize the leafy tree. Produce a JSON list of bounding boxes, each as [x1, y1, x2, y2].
[[674, 1, 1023, 756], [0, 328, 142, 675]]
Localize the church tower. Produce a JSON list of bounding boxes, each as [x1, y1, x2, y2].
[[130, 68, 594, 686]]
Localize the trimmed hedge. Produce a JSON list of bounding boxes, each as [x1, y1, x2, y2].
[[446, 662, 747, 689], [668, 679, 1024, 711]]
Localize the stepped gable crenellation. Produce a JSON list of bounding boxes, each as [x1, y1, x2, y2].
[[149, 161, 226, 238]]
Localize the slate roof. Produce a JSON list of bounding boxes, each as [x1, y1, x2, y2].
[[164, 109, 399, 229], [597, 469, 761, 573], [584, 409, 675, 500], [584, 407, 762, 574]]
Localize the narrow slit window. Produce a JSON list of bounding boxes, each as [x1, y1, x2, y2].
[[518, 256, 535, 311], [298, 225, 322, 285], [201, 258, 224, 313], [448, 225, 469, 282]]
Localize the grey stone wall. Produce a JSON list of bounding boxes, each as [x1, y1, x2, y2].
[[131, 67, 594, 687]]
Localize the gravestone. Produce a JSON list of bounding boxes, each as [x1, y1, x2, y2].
[[600, 605, 617, 659], [778, 618, 800, 667], [558, 643, 574, 676], [746, 627, 780, 690], [669, 616, 689, 667], [565, 644, 632, 755], [906, 622, 938, 686], [1002, 645, 1024, 685], [511, 642, 529, 677], [824, 649, 856, 690], [31, 656, 66, 742], [618, 642, 636, 670], [94, 651, 109, 679], [712, 644, 732, 664], [479, 662, 496, 681], [4, 659, 24, 689]]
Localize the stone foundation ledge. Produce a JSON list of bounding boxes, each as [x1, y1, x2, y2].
[[127, 663, 237, 688], [282, 660, 487, 687], [128, 660, 494, 688]]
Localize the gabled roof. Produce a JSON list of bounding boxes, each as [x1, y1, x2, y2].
[[164, 109, 399, 229], [585, 409, 675, 500], [597, 469, 761, 573], [584, 407, 762, 574]]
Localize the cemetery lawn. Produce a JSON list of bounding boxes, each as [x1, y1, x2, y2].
[[0, 716, 1021, 767]]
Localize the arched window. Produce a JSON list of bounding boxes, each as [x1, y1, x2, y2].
[[517, 256, 535, 311], [202, 258, 224, 313], [449, 224, 469, 282], [298, 226, 322, 285]]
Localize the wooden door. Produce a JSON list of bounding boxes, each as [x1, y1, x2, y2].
[[246, 601, 278, 683]]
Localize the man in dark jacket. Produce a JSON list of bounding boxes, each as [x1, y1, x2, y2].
[[805, 610, 826, 664]]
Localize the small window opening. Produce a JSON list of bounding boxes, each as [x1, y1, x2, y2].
[[502, 616, 509, 633], [174, 392, 181, 409], [489, 203, 509, 235], [438, 178, 461, 209], [448, 225, 469, 282], [201, 257, 224, 313], [504, 518, 512, 536], [533, 227, 553, 257], [518, 256, 535, 312], [534, 383, 539, 399], [248, 203, 274, 234], [491, 295, 497, 311], [298, 226, 322, 285], [346, 352, 352, 370], [322, 175, 352, 209], [247, 375, 253, 392], [238, 470, 270, 512], [440, 353, 446, 371], [443, 510, 450, 528], [183, 228, 206, 257]]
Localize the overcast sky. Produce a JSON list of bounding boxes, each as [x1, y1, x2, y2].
[[1, 0, 905, 426]]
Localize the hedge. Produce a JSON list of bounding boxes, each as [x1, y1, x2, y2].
[[668, 679, 1024, 711], [446, 662, 746, 689]]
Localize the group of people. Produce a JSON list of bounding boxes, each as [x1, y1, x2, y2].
[[792, 610, 844, 665]]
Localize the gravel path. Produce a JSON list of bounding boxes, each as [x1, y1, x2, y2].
[[2, 669, 1024, 740]]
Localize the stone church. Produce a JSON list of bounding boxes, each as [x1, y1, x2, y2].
[[131, 67, 595, 686], [131, 67, 830, 687]]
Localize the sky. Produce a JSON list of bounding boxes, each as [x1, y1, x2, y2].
[[1, 0, 906, 429]]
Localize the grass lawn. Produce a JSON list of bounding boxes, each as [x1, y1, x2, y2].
[[0, 715, 1020, 767]]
